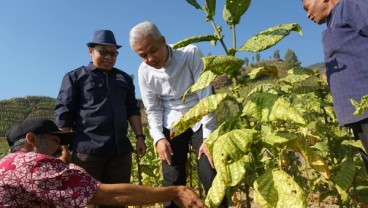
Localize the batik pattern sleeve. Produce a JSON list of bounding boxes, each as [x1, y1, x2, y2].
[[0, 152, 100, 208]]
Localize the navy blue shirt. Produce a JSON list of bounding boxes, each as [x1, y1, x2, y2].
[[55, 62, 141, 155], [322, 0, 368, 125]]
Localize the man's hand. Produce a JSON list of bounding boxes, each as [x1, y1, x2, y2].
[[156, 139, 173, 165], [136, 138, 146, 156], [198, 142, 214, 168], [173, 186, 208, 208], [59, 145, 71, 164]]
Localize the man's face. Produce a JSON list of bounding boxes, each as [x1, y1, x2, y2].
[[36, 134, 62, 157], [89, 45, 118, 72], [132, 34, 167, 69], [302, 0, 330, 24]]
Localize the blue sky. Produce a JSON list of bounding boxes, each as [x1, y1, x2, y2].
[[0, 0, 324, 100]]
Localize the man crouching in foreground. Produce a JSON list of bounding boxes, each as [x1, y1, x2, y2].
[[0, 117, 207, 208]]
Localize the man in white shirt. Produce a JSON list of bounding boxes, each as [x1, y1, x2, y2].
[[129, 21, 227, 208]]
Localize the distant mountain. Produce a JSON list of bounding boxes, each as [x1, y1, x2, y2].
[[307, 62, 326, 72]]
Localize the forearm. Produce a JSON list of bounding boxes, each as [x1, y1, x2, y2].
[[90, 184, 179, 206], [128, 115, 144, 135]]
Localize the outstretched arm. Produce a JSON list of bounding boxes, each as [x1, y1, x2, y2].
[[89, 184, 207, 208]]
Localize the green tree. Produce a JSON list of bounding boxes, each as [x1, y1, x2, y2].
[[244, 57, 249, 66], [255, 53, 260, 62], [273, 49, 280, 60], [284, 48, 301, 68]]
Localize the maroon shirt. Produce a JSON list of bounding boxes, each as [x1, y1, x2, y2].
[[0, 150, 100, 208]]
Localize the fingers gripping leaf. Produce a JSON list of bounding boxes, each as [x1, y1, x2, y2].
[[239, 23, 302, 52], [171, 93, 229, 136], [254, 169, 306, 208], [203, 55, 244, 78], [182, 70, 217, 103], [223, 0, 251, 25]]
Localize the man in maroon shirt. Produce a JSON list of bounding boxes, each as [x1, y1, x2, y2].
[[0, 117, 206, 208]]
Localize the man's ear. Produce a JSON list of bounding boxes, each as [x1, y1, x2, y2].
[[25, 132, 38, 147]]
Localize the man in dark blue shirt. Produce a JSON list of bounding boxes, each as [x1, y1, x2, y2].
[[55, 30, 146, 207], [302, 0, 368, 170]]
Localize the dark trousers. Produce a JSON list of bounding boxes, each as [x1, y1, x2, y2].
[[71, 152, 132, 208], [162, 127, 227, 208], [347, 119, 368, 171]]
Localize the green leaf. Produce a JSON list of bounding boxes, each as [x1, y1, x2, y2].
[[263, 131, 298, 147], [206, 154, 252, 207], [170, 93, 229, 136], [289, 66, 319, 75], [212, 129, 258, 167], [254, 169, 306, 208], [351, 95, 368, 117], [239, 23, 302, 52], [333, 159, 356, 195], [281, 74, 310, 85], [172, 34, 218, 49], [185, 0, 202, 9], [292, 85, 321, 95], [242, 93, 306, 124], [202, 55, 244, 78], [341, 139, 367, 154], [182, 71, 217, 103], [246, 83, 278, 98], [205, 115, 243, 152], [204, 0, 216, 20], [223, 0, 251, 25]]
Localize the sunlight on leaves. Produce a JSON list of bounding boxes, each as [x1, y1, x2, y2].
[[239, 23, 302, 52]]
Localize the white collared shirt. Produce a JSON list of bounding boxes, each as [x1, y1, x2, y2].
[[138, 44, 216, 144]]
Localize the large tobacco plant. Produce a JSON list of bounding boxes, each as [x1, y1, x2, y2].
[[169, 0, 368, 207]]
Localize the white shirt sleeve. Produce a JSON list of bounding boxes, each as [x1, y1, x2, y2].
[[138, 68, 165, 144]]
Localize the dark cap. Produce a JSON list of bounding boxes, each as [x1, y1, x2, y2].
[[87, 29, 122, 49], [6, 117, 75, 147]]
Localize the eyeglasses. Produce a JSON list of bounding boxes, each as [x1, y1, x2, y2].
[[93, 48, 119, 57]]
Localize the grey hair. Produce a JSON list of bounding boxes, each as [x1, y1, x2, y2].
[[129, 21, 163, 49], [10, 138, 26, 153]]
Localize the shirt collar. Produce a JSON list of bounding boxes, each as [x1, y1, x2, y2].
[[164, 45, 173, 67]]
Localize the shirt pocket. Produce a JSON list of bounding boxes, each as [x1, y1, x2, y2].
[[81, 80, 106, 104]]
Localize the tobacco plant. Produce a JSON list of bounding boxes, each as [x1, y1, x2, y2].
[[168, 0, 368, 207]]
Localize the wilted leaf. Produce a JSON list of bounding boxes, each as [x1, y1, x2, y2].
[[242, 93, 306, 125], [248, 66, 278, 80], [297, 137, 330, 179], [202, 55, 244, 77], [254, 169, 306, 208], [171, 93, 229, 136], [239, 23, 302, 52], [182, 70, 217, 102]]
